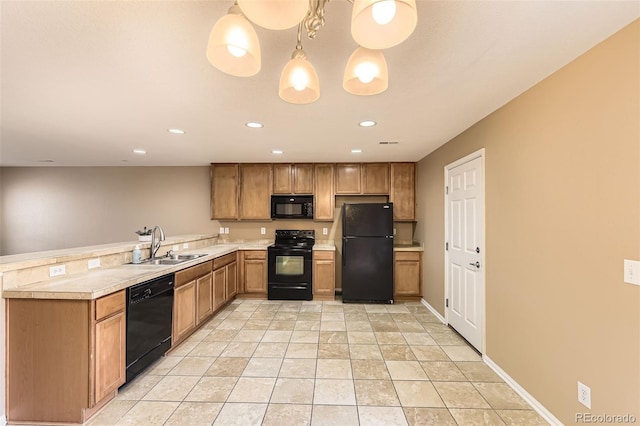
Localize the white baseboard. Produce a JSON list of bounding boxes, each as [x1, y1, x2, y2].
[[420, 298, 447, 324], [483, 356, 562, 426]]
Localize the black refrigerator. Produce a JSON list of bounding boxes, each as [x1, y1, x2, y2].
[[342, 203, 394, 303]]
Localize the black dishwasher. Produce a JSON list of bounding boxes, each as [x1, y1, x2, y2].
[[125, 273, 174, 383]]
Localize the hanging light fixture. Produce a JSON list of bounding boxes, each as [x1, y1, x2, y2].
[[237, 0, 308, 30], [343, 47, 388, 95], [279, 24, 320, 104], [206, 4, 261, 77], [351, 0, 417, 49], [206, 0, 417, 103]]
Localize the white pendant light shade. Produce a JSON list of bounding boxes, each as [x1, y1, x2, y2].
[[279, 51, 320, 104], [351, 0, 417, 49], [206, 6, 261, 77], [238, 0, 309, 30], [343, 47, 388, 96]]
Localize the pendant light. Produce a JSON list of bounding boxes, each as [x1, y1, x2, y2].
[[351, 0, 417, 50], [206, 4, 261, 77], [343, 47, 388, 96], [279, 24, 320, 104], [237, 0, 308, 30]]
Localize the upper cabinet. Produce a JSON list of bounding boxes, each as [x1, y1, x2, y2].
[[362, 163, 390, 194], [273, 164, 314, 194], [335, 164, 361, 194], [335, 163, 390, 195], [390, 163, 416, 221], [210, 164, 239, 220], [314, 164, 335, 221], [239, 164, 273, 220]]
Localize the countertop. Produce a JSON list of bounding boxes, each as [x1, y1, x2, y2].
[[3, 242, 270, 301], [2, 239, 422, 300]]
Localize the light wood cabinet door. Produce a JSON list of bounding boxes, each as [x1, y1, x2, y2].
[[335, 164, 362, 194], [210, 164, 239, 220], [196, 272, 213, 324], [293, 164, 314, 194], [173, 281, 196, 344], [314, 164, 335, 221], [212, 267, 226, 310], [94, 310, 125, 403], [240, 164, 273, 219], [390, 163, 416, 221], [242, 251, 267, 293], [226, 261, 238, 300], [313, 251, 335, 300], [362, 163, 390, 194], [394, 252, 421, 297], [272, 164, 292, 194]]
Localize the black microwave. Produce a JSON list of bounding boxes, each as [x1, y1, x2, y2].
[[271, 195, 314, 219]]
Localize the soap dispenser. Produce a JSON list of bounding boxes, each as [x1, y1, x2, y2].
[[132, 245, 142, 264]]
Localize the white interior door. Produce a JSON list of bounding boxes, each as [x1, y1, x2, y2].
[[446, 155, 484, 352]]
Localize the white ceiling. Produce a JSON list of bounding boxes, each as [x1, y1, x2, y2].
[[1, 1, 638, 166]]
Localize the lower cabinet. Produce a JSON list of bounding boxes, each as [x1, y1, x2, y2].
[[240, 250, 268, 294], [394, 251, 422, 299], [6, 290, 126, 424], [196, 271, 214, 325], [173, 280, 197, 344], [313, 251, 335, 300], [213, 252, 238, 308], [94, 291, 126, 403]]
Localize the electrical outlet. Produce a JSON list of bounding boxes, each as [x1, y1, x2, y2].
[[87, 258, 101, 269], [393, 228, 397, 236], [578, 381, 591, 409], [224, 227, 229, 234], [322, 227, 328, 235], [183, 243, 189, 249], [260, 227, 266, 235], [173, 244, 179, 251], [49, 265, 66, 277], [219, 227, 225, 235], [624, 259, 640, 285]]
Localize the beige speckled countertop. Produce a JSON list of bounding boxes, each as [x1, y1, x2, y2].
[[2, 242, 271, 301]]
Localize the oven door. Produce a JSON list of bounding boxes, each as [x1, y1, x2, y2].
[[268, 247, 313, 300]]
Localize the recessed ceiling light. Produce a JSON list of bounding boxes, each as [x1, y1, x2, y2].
[[246, 122, 264, 128], [351, 149, 362, 153], [359, 120, 377, 127], [272, 150, 283, 155], [133, 149, 147, 155], [167, 128, 185, 134]]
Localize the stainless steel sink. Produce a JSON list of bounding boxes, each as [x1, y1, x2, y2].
[[133, 254, 207, 266]]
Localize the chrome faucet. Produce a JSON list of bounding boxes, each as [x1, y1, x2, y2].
[[150, 225, 165, 259]]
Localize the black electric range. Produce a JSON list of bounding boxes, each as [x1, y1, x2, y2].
[[267, 230, 315, 300]]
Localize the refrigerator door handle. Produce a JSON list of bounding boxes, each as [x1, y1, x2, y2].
[[343, 239, 347, 266]]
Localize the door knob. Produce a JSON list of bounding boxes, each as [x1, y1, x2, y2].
[[469, 261, 480, 268]]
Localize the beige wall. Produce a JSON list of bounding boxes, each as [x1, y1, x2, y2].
[[415, 21, 639, 423], [0, 166, 221, 255]]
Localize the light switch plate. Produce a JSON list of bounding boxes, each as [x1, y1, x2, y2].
[[183, 243, 189, 249], [624, 259, 640, 285], [88, 258, 101, 269], [49, 265, 66, 277], [323, 228, 328, 235], [260, 227, 266, 235], [219, 227, 225, 235], [224, 227, 229, 234]]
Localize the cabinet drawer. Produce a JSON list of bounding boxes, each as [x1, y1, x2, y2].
[[394, 251, 420, 262], [313, 251, 334, 261], [95, 290, 125, 321], [242, 250, 266, 260], [176, 260, 213, 287], [213, 252, 237, 270]]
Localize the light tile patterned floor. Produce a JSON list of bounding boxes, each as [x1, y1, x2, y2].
[[88, 299, 548, 425]]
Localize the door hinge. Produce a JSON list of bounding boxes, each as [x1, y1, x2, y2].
[[446, 298, 449, 308], [445, 242, 449, 251], [445, 186, 449, 194]]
